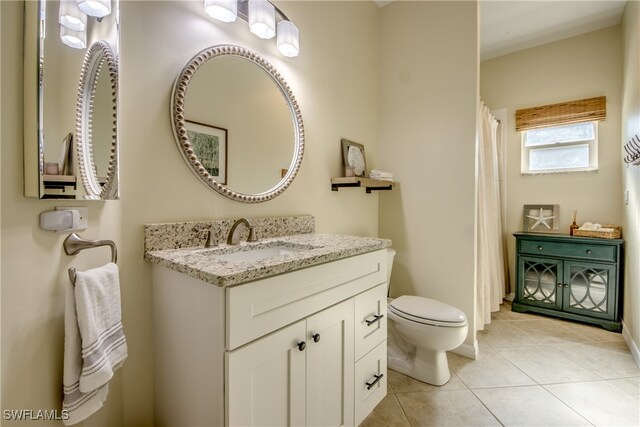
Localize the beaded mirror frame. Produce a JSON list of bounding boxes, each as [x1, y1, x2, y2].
[[76, 40, 119, 200]]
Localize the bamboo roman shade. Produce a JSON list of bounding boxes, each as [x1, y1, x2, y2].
[[515, 96, 606, 131]]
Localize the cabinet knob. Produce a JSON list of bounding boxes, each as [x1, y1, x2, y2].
[[537, 245, 543, 251], [586, 249, 592, 255], [564, 284, 569, 288], [312, 333, 321, 343], [297, 341, 306, 351], [557, 283, 562, 287]]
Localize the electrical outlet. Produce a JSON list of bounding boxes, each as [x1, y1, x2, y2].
[[624, 189, 629, 206], [55, 206, 88, 230]]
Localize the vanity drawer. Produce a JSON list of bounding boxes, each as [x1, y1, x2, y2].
[[226, 250, 386, 350], [519, 240, 616, 262], [354, 284, 387, 361], [354, 340, 387, 427]]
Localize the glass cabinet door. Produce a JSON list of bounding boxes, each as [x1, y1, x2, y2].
[[519, 257, 562, 310], [562, 261, 616, 320]]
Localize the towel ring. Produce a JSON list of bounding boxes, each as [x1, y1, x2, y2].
[[63, 233, 118, 285]]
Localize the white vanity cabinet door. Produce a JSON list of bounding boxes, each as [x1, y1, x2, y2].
[[354, 283, 388, 360], [306, 299, 355, 427], [225, 320, 307, 427]]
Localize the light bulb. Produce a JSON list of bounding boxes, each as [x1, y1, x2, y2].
[[248, 0, 275, 39], [60, 24, 86, 49], [59, 0, 86, 32], [277, 20, 299, 57], [204, 0, 237, 22], [76, 0, 111, 18]]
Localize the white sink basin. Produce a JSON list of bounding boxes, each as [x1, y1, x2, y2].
[[211, 244, 313, 264]]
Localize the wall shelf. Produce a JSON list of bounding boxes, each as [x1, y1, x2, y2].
[[331, 177, 394, 193], [42, 175, 77, 199]]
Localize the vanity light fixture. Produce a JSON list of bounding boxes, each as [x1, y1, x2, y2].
[[248, 0, 276, 39], [60, 24, 87, 49], [59, 0, 86, 32], [204, 0, 238, 22], [76, 0, 111, 18], [205, 0, 300, 57]]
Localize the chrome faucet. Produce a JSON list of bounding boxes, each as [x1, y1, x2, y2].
[[226, 218, 258, 245]]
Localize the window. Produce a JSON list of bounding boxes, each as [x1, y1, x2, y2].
[[521, 121, 598, 174]]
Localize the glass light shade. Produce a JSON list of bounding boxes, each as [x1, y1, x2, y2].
[[248, 0, 275, 39], [76, 0, 111, 18], [60, 24, 86, 49], [204, 0, 237, 22], [277, 20, 299, 57], [59, 0, 86, 32]]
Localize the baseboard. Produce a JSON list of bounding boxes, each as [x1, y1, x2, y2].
[[452, 339, 478, 360], [504, 293, 515, 302], [622, 320, 640, 369]]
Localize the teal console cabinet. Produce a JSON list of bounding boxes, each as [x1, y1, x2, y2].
[[513, 232, 624, 332]]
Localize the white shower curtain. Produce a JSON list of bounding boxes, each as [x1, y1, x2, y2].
[[476, 100, 507, 331]]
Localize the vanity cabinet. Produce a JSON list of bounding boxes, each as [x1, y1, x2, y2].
[[153, 249, 388, 427], [513, 233, 623, 332]]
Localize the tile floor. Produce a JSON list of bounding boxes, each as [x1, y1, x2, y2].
[[361, 301, 640, 427]]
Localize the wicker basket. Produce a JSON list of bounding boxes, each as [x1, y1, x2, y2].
[[573, 225, 621, 239]]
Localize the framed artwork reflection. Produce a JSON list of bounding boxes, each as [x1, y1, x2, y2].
[[57, 133, 73, 175], [185, 120, 227, 184]]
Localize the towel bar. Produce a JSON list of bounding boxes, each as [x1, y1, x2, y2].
[[63, 233, 117, 285]]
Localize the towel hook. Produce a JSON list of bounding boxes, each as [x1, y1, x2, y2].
[[63, 233, 117, 285]]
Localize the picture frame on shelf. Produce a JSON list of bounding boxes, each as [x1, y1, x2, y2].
[[341, 138, 367, 177], [185, 120, 227, 184], [56, 133, 73, 176], [523, 204, 560, 233]]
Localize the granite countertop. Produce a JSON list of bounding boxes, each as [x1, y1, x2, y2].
[[145, 233, 392, 287]]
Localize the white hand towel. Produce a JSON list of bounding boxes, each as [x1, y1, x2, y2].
[[369, 170, 394, 181], [63, 281, 108, 425], [370, 170, 394, 178], [63, 262, 127, 425]]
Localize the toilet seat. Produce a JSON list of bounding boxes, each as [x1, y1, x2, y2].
[[389, 295, 467, 328]]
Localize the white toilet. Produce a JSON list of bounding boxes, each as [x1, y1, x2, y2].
[[386, 248, 468, 386]]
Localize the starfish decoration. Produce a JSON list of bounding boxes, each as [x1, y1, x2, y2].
[[527, 208, 555, 230]]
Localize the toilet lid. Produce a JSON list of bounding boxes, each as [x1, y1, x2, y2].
[[389, 295, 467, 325]]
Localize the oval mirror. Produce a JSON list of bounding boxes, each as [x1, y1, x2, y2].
[[171, 45, 304, 203], [76, 40, 119, 199]]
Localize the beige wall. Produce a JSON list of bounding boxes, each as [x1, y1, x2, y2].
[[621, 0, 640, 355], [480, 26, 623, 297], [2, 1, 380, 425], [377, 1, 479, 352]]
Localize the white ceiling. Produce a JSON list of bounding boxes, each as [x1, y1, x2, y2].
[[374, 1, 627, 62], [480, 1, 627, 61]]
